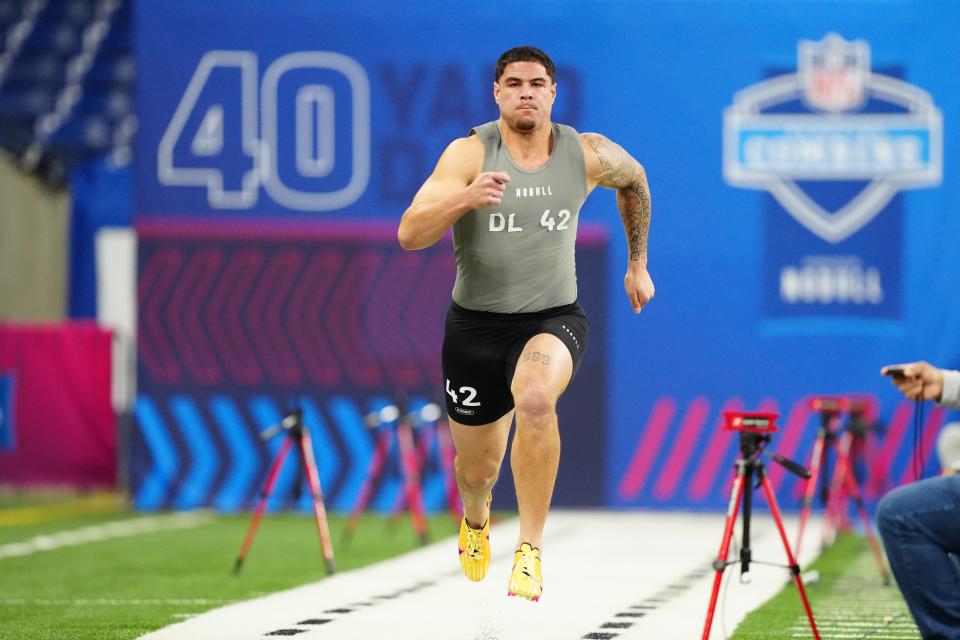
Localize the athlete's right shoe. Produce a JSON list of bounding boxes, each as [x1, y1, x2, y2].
[[507, 542, 543, 601], [458, 496, 492, 581]]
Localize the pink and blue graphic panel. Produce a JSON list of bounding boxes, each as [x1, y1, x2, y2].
[[132, 221, 609, 510]]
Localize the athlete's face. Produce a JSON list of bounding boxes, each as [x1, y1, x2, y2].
[[494, 61, 556, 132]]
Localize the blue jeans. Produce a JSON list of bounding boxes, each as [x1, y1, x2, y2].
[[877, 475, 960, 639]]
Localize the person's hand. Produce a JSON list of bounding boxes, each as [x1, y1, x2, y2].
[[881, 361, 944, 402], [464, 171, 510, 209], [624, 263, 654, 314]]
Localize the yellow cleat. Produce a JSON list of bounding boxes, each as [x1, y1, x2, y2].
[[458, 498, 491, 581], [507, 542, 542, 602], [458, 517, 490, 581]]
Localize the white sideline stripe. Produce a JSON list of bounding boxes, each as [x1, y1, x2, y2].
[[140, 511, 827, 640], [0, 512, 214, 559]]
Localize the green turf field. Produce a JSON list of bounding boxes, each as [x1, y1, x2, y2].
[[731, 534, 920, 639], [0, 494, 461, 640], [2, 494, 923, 640]]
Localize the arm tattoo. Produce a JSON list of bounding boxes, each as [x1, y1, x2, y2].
[[583, 133, 651, 263], [618, 176, 651, 262]]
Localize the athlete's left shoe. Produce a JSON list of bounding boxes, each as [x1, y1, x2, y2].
[[458, 495, 492, 581], [507, 542, 543, 601]]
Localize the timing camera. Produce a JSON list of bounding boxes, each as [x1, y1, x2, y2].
[[723, 411, 778, 433]]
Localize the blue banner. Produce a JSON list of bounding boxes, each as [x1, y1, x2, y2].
[[135, 0, 960, 510]]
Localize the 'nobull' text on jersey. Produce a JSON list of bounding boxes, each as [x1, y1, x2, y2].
[[452, 121, 588, 313]]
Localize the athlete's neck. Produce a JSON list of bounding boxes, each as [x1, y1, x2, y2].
[[498, 118, 554, 171]]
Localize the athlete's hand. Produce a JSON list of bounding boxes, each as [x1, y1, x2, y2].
[[465, 171, 510, 209], [881, 361, 944, 402], [624, 263, 654, 314]]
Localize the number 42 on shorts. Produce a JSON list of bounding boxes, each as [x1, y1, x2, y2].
[[446, 379, 481, 406]]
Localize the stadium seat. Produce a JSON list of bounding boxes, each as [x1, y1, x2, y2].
[[3, 50, 67, 84], [0, 83, 55, 119], [23, 20, 82, 55], [0, 0, 132, 168], [44, 0, 96, 26], [0, 0, 22, 28], [85, 51, 134, 86], [73, 85, 131, 119]]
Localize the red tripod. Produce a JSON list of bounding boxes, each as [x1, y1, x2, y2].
[[795, 397, 844, 557], [233, 408, 335, 575], [387, 415, 462, 528], [342, 398, 438, 546], [796, 397, 890, 584], [702, 412, 820, 640]]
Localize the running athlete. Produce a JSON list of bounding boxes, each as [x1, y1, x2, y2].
[[397, 46, 654, 601]]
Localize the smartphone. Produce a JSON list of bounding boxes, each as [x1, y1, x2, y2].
[[884, 367, 906, 380]]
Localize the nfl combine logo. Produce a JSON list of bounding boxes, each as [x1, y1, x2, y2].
[[723, 34, 942, 318], [724, 33, 942, 244]]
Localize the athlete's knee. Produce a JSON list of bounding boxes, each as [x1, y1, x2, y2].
[[513, 383, 556, 424], [455, 455, 500, 491]]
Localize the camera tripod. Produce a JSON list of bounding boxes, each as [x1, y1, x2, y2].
[[386, 409, 462, 527], [233, 407, 335, 575], [796, 397, 890, 585], [702, 412, 820, 640], [342, 396, 440, 546]]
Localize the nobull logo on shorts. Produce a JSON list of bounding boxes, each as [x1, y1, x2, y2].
[[723, 34, 942, 319]]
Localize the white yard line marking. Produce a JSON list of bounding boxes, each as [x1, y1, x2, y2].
[[787, 552, 921, 640], [0, 512, 214, 559]]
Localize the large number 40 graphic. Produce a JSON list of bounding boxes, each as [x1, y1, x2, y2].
[[157, 50, 370, 211]]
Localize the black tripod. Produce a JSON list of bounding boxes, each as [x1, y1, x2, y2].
[[233, 407, 335, 576], [701, 412, 820, 640]]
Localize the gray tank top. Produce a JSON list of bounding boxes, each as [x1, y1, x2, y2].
[[451, 121, 587, 313]]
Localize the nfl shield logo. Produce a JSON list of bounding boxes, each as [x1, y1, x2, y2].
[[799, 33, 869, 112]]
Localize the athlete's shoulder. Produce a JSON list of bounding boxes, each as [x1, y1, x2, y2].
[[578, 132, 645, 190], [554, 122, 580, 138], [578, 130, 614, 149], [434, 134, 484, 179], [580, 131, 628, 162], [469, 120, 500, 142], [444, 134, 484, 161]]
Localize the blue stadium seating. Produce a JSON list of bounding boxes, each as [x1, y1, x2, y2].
[[0, 0, 23, 27], [0, 0, 133, 184]]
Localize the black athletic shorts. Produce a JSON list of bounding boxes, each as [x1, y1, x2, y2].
[[441, 300, 589, 426]]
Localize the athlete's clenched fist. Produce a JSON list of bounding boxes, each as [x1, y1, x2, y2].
[[465, 171, 510, 208]]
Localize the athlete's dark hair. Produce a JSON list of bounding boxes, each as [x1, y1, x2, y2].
[[494, 46, 556, 83]]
